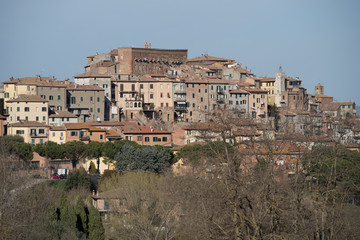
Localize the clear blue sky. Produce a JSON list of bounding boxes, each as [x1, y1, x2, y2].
[[1, 0, 359, 105]]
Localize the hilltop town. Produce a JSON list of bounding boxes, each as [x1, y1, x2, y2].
[[1, 42, 360, 239]]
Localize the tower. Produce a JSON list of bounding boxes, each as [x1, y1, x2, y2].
[[275, 66, 285, 107], [315, 83, 324, 95]]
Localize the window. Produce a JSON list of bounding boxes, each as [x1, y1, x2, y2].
[[162, 137, 167, 142], [39, 129, 45, 134], [25, 116, 28, 120], [103, 84, 108, 88], [16, 130, 24, 134], [192, 84, 194, 88], [145, 137, 149, 142], [97, 108, 100, 113], [137, 136, 142, 141], [150, 84, 153, 89], [17, 107, 20, 112], [90, 132, 93, 136], [205, 89, 207, 93], [90, 96, 93, 101], [90, 108, 93, 112], [150, 94, 154, 99], [42, 107, 47, 112], [32, 139, 35, 144], [167, 93, 170, 98], [49, 95, 53, 100], [198, 89, 201, 93], [58, 95, 61, 100], [43, 116, 46, 121], [61, 117, 64, 121], [71, 97, 76, 104], [36, 116, 39, 121], [81, 97, 83, 102], [52, 132, 55, 137], [192, 93, 195, 98], [71, 131, 77, 136], [153, 137, 158, 142], [193, 103, 195, 107], [97, 97, 100, 102], [205, 105, 207, 110], [100, 134, 103, 140], [25, 107, 29, 112], [40, 139, 43, 144], [140, 84, 143, 89], [160, 93, 163, 98]]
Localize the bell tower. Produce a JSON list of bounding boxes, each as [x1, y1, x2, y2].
[[275, 66, 285, 107]]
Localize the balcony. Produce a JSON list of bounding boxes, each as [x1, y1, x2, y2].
[[174, 97, 186, 102], [143, 104, 155, 111], [217, 88, 225, 94], [174, 105, 187, 112], [217, 98, 225, 104], [80, 136, 90, 141], [175, 89, 186, 94], [30, 133, 48, 138]]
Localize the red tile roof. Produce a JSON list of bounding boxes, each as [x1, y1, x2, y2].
[[7, 94, 48, 102]]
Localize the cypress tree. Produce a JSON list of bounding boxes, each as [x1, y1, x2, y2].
[[75, 196, 89, 235], [88, 206, 105, 240]]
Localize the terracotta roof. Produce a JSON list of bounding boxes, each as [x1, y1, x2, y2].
[[88, 126, 106, 132], [109, 49, 118, 55], [86, 121, 134, 127], [106, 129, 122, 138], [67, 84, 104, 91], [230, 89, 249, 94], [243, 88, 268, 93], [3, 76, 52, 84], [73, 72, 111, 78], [336, 101, 355, 106], [122, 125, 172, 134], [48, 110, 77, 118], [63, 123, 89, 130], [258, 77, 275, 82], [315, 94, 333, 98], [50, 126, 66, 131], [7, 94, 48, 102], [187, 55, 234, 63], [8, 121, 49, 127]]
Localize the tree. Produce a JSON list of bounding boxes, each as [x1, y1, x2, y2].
[[89, 161, 97, 174], [87, 141, 104, 173], [65, 168, 91, 191], [88, 206, 105, 240], [75, 196, 89, 236], [63, 141, 88, 169], [115, 143, 173, 173], [34, 141, 64, 160]]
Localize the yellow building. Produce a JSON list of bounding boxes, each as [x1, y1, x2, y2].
[[6, 95, 49, 124], [49, 126, 66, 144], [3, 76, 51, 110], [258, 78, 275, 105], [8, 121, 50, 144]]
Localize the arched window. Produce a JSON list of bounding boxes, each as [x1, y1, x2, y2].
[[134, 102, 137, 107], [138, 102, 141, 107], [130, 102, 133, 108], [126, 102, 129, 108]]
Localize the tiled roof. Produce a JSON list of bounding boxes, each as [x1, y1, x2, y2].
[[243, 88, 268, 93], [88, 126, 106, 132], [86, 121, 136, 127], [187, 55, 234, 63], [7, 94, 48, 102], [230, 89, 249, 94], [63, 123, 89, 130], [49, 111, 77, 118], [67, 84, 104, 91], [321, 103, 340, 111], [73, 72, 111, 78], [122, 125, 172, 134], [50, 126, 66, 131], [8, 121, 49, 127]]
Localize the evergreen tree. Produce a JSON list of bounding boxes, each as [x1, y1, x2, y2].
[[59, 195, 77, 229], [88, 206, 105, 240], [75, 196, 89, 235], [89, 161, 97, 174]]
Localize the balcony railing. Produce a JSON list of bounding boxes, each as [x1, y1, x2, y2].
[[174, 105, 187, 111], [30, 133, 48, 138], [80, 136, 90, 141], [174, 97, 186, 102], [175, 89, 186, 94], [217, 98, 225, 104]]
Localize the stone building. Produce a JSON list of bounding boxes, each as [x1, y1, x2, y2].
[[66, 84, 105, 122], [245, 88, 268, 120], [228, 89, 249, 116], [85, 42, 187, 76], [74, 72, 112, 120], [37, 80, 68, 111]]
